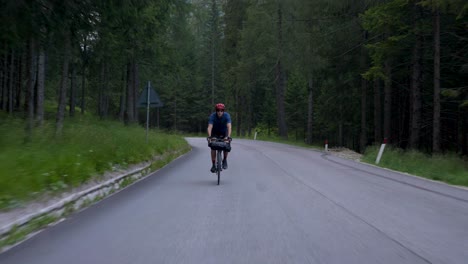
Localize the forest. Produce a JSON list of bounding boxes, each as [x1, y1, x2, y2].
[[0, 0, 467, 155]]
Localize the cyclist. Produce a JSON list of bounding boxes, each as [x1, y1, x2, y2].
[[207, 103, 232, 173]]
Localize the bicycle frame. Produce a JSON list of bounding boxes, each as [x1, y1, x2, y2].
[[216, 149, 222, 185], [208, 137, 230, 185]]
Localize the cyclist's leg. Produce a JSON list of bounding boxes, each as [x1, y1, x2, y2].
[[211, 149, 216, 163], [224, 138, 231, 160], [209, 134, 217, 172], [219, 134, 229, 169], [210, 149, 216, 172]]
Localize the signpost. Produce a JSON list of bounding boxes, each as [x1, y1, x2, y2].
[[375, 138, 387, 164], [137, 81, 163, 143]]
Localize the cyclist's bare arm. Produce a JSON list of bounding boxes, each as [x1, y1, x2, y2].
[[227, 123, 232, 138], [207, 124, 213, 137]]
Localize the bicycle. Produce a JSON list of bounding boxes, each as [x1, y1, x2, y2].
[[207, 137, 232, 185]]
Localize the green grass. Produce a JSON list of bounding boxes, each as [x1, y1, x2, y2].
[[0, 214, 57, 248], [362, 146, 468, 187], [0, 115, 189, 210]]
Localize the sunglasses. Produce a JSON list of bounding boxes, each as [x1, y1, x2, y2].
[[216, 110, 224, 112]]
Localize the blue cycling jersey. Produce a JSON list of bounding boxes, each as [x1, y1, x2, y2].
[[208, 112, 231, 136]]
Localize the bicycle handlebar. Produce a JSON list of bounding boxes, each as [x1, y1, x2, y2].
[[207, 137, 232, 143]]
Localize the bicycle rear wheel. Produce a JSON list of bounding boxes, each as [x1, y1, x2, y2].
[[217, 150, 222, 185]]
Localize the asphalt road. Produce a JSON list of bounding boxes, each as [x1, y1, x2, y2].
[[1, 138, 468, 264]]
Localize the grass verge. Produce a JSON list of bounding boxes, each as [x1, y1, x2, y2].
[[0, 116, 189, 210], [362, 146, 468, 187], [0, 146, 191, 251], [0, 215, 57, 249]]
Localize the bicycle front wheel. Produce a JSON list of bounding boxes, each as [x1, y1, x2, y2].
[[217, 150, 222, 185]]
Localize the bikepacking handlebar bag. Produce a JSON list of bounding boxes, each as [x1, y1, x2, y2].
[[209, 141, 228, 150]]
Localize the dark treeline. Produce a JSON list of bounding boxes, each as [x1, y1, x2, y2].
[[0, 0, 466, 155]]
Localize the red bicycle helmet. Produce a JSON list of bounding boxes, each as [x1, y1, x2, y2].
[[215, 103, 225, 111]]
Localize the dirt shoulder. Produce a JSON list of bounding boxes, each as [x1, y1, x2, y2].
[[327, 147, 363, 162]]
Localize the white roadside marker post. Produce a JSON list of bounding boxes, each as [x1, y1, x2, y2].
[[375, 138, 387, 164], [325, 139, 328, 152], [254, 131, 258, 140]]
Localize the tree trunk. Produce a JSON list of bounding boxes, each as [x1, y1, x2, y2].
[[56, 31, 70, 136], [173, 99, 177, 131], [0, 52, 3, 110], [360, 32, 368, 153], [69, 63, 76, 117], [374, 79, 382, 144], [239, 96, 245, 136], [462, 111, 467, 155], [25, 38, 37, 141], [7, 50, 15, 113], [275, 61, 288, 139], [133, 60, 139, 122], [433, 9, 441, 153], [36, 46, 45, 126], [210, 0, 220, 107], [81, 66, 86, 115], [236, 112, 243, 137], [383, 60, 392, 141], [360, 77, 367, 153], [236, 92, 241, 137], [306, 77, 313, 144], [98, 62, 104, 118], [247, 93, 252, 138], [211, 30, 215, 106], [0, 48, 4, 109], [16, 52, 23, 111], [409, 4, 422, 149], [1, 50, 8, 111], [119, 66, 126, 122], [338, 122, 343, 146], [398, 80, 408, 148], [275, 4, 288, 139], [125, 60, 134, 124], [104, 63, 109, 118], [409, 26, 422, 149], [80, 39, 87, 115]]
